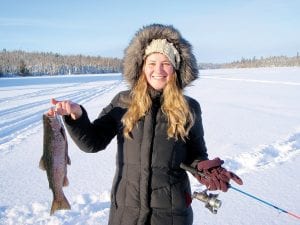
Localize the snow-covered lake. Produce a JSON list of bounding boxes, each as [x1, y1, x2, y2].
[[0, 67, 300, 224]]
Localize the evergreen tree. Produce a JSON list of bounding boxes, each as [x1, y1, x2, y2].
[[19, 59, 30, 76]]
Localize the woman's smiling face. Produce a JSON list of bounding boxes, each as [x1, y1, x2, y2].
[[143, 53, 175, 90]]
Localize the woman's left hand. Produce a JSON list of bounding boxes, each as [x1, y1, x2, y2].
[[195, 157, 243, 192]]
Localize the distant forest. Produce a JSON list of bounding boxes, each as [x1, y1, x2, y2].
[[1, 49, 300, 77], [0, 49, 122, 77], [199, 53, 300, 69]]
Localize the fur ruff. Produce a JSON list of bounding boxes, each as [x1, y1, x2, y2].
[[122, 24, 199, 89]]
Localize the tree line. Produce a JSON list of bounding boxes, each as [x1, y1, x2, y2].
[[199, 53, 300, 70], [1, 49, 300, 77], [0, 49, 122, 77]]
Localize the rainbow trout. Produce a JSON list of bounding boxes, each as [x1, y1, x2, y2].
[[39, 113, 71, 215]]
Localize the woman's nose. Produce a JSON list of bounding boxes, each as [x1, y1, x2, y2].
[[154, 63, 164, 73]]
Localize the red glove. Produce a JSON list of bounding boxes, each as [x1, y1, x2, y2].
[[195, 157, 243, 192]]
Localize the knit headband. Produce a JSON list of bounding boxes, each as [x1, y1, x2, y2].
[[144, 39, 181, 69]]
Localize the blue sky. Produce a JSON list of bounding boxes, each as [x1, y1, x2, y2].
[[1, 0, 299, 63]]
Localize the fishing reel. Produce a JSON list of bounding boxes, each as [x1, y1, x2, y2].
[[192, 190, 222, 214]]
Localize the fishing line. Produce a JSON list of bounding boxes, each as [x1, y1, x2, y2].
[[180, 163, 300, 220]]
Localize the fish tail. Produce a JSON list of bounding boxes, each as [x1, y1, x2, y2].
[[50, 195, 71, 215]]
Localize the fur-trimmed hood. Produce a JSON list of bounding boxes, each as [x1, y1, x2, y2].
[[122, 24, 199, 89]]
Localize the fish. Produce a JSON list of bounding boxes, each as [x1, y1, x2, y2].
[[39, 112, 71, 215]]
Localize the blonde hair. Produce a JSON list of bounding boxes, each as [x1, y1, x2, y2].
[[122, 72, 194, 141]]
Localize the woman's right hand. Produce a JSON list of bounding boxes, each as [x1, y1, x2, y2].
[[49, 98, 83, 120]]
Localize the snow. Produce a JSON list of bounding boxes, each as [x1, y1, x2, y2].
[[0, 67, 300, 225]]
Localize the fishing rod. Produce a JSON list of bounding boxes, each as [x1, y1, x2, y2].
[[180, 163, 300, 220]]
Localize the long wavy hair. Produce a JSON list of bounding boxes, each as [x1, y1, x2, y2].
[[122, 71, 194, 141]]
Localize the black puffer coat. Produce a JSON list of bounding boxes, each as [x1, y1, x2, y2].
[[64, 23, 208, 225], [64, 90, 208, 225]]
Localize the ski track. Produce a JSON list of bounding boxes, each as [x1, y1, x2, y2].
[[0, 79, 123, 153], [0, 83, 82, 104]]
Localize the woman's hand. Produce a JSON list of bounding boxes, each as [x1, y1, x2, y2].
[[195, 157, 243, 192], [49, 98, 82, 120]]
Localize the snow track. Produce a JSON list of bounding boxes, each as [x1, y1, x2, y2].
[[0, 74, 123, 152], [225, 131, 300, 174]]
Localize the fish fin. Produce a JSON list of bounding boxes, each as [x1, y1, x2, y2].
[[50, 195, 71, 215], [39, 157, 46, 170], [63, 176, 69, 186], [67, 155, 71, 165]]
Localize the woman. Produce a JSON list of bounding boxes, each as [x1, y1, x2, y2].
[[50, 24, 242, 225]]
